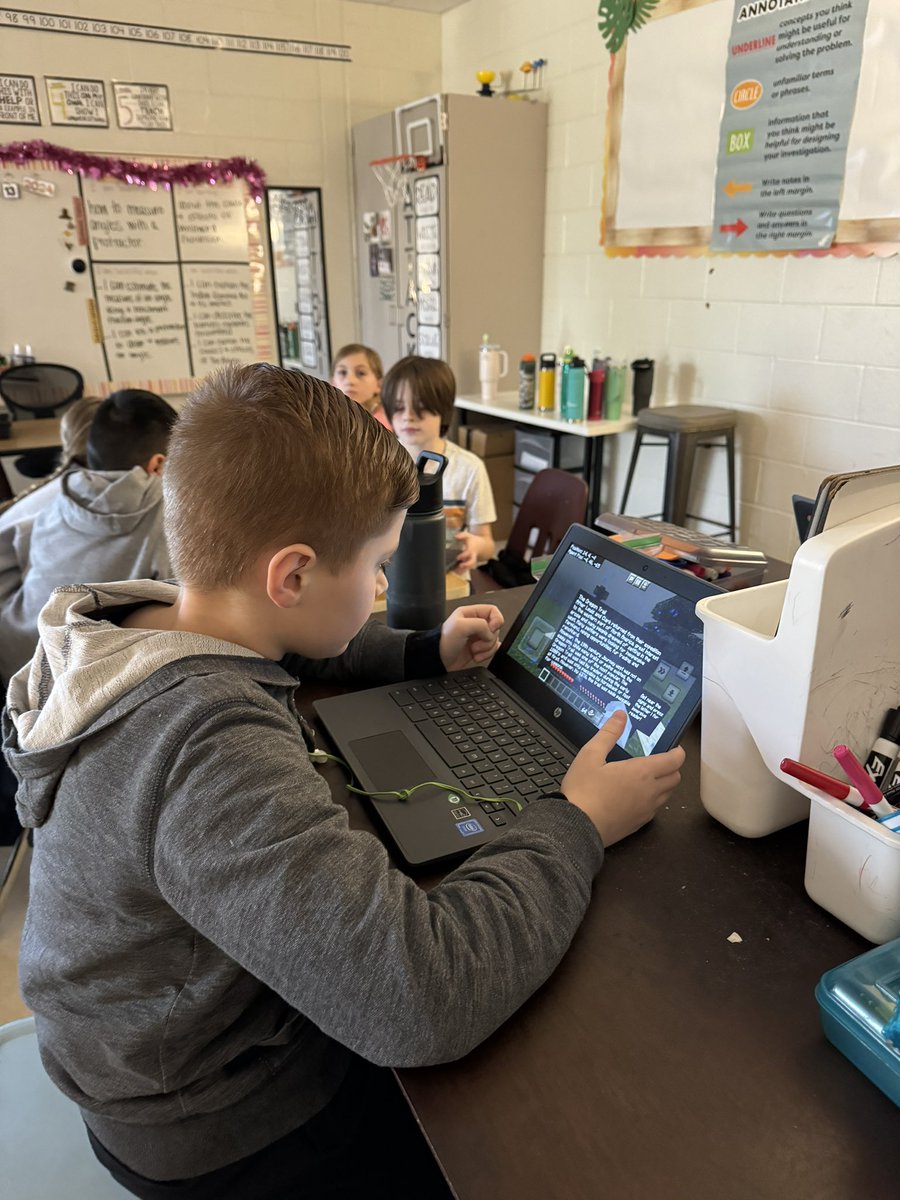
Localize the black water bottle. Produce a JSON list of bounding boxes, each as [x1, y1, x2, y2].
[[385, 451, 448, 631]]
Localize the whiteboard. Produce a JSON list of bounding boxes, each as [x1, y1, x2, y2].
[[605, 0, 900, 252], [0, 158, 274, 393]]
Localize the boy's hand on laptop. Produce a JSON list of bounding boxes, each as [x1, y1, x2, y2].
[[440, 605, 504, 671], [560, 710, 685, 847]]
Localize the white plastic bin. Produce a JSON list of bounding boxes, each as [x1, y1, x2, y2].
[[805, 790, 900, 944], [696, 503, 900, 838]]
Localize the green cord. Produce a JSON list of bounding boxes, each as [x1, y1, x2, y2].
[[312, 749, 523, 812]]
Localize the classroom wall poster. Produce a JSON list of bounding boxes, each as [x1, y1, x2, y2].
[[0, 73, 39, 123], [45, 76, 108, 126], [113, 82, 173, 131], [712, 0, 872, 251]]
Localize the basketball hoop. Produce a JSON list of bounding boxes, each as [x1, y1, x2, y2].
[[370, 153, 427, 207]]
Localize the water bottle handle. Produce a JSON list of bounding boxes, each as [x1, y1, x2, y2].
[[497, 350, 509, 379], [415, 450, 447, 479]]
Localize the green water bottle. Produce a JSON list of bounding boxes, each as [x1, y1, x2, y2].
[[562, 356, 586, 422]]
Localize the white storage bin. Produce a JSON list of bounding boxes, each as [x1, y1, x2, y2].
[[514, 429, 583, 473], [696, 502, 900, 838], [805, 789, 900, 944], [513, 468, 532, 507]]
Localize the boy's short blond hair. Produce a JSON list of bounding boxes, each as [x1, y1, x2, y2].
[[330, 343, 383, 381], [164, 364, 417, 589]]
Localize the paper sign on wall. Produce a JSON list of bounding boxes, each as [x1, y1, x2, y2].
[[46, 77, 108, 126], [711, 0, 871, 251], [113, 82, 173, 131], [0, 73, 39, 124]]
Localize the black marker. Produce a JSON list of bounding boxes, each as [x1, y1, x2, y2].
[[863, 706, 900, 794]]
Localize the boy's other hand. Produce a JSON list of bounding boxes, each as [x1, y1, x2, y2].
[[452, 531, 479, 573], [560, 711, 684, 847], [440, 604, 503, 671]]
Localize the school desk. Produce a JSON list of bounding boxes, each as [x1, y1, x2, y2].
[[302, 585, 900, 1200], [0, 418, 63, 501], [454, 391, 636, 525]]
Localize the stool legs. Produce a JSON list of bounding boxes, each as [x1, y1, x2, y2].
[[620, 424, 737, 537], [725, 428, 736, 541], [619, 430, 644, 513], [664, 431, 697, 527]]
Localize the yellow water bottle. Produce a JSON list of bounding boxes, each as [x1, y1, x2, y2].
[[537, 353, 556, 412]]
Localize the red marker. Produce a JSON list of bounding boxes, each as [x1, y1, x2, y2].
[[779, 758, 850, 800]]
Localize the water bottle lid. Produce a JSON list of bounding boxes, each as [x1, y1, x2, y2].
[[570, 357, 585, 369], [520, 353, 535, 362], [539, 353, 556, 368], [408, 451, 447, 515]]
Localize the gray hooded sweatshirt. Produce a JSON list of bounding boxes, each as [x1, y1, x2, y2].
[[3, 580, 604, 1181], [0, 465, 169, 682]]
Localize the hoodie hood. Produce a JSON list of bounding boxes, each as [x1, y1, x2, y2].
[[2, 580, 279, 828], [0, 466, 173, 684], [58, 465, 163, 536]]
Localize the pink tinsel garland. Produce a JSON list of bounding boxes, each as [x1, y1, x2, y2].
[[0, 139, 266, 199]]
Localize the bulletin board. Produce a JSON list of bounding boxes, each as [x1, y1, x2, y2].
[[0, 155, 275, 394], [604, 0, 900, 255]]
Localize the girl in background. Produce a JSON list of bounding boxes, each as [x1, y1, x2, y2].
[[330, 344, 391, 429]]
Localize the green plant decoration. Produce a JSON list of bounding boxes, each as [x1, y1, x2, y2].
[[597, 0, 662, 54]]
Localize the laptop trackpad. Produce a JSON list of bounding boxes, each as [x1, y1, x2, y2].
[[349, 731, 435, 791]]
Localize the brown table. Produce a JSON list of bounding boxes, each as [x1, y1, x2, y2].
[[0, 418, 62, 501], [303, 586, 900, 1200]]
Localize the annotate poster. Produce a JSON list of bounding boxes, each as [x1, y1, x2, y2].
[[711, 0, 870, 251]]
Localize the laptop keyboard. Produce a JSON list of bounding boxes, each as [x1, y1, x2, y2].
[[388, 674, 572, 828]]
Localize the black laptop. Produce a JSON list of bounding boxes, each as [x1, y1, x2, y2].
[[315, 525, 720, 866]]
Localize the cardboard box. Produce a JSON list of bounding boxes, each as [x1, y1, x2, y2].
[[484, 453, 514, 542], [460, 418, 515, 459]]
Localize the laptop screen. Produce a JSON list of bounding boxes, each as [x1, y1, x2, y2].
[[492, 529, 719, 759]]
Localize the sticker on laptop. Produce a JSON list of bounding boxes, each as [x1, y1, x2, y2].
[[455, 819, 484, 838]]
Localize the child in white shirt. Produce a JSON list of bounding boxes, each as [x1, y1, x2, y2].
[[381, 356, 496, 574]]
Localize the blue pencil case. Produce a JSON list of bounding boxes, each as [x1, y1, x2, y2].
[[816, 939, 900, 1107]]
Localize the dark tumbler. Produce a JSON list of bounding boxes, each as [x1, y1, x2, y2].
[[630, 358, 655, 414], [385, 451, 448, 631]]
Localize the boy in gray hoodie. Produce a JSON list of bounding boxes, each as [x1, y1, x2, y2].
[[0, 388, 177, 684], [3, 364, 684, 1199]]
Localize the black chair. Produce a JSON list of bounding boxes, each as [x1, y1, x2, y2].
[[0, 363, 83, 479]]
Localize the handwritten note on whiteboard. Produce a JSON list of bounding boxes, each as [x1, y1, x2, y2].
[[183, 264, 256, 373], [175, 184, 250, 261], [82, 176, 178, 261], [93, 263, 190, 376]]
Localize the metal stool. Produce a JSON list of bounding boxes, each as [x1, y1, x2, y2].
[[619, 404, 738, 539]]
